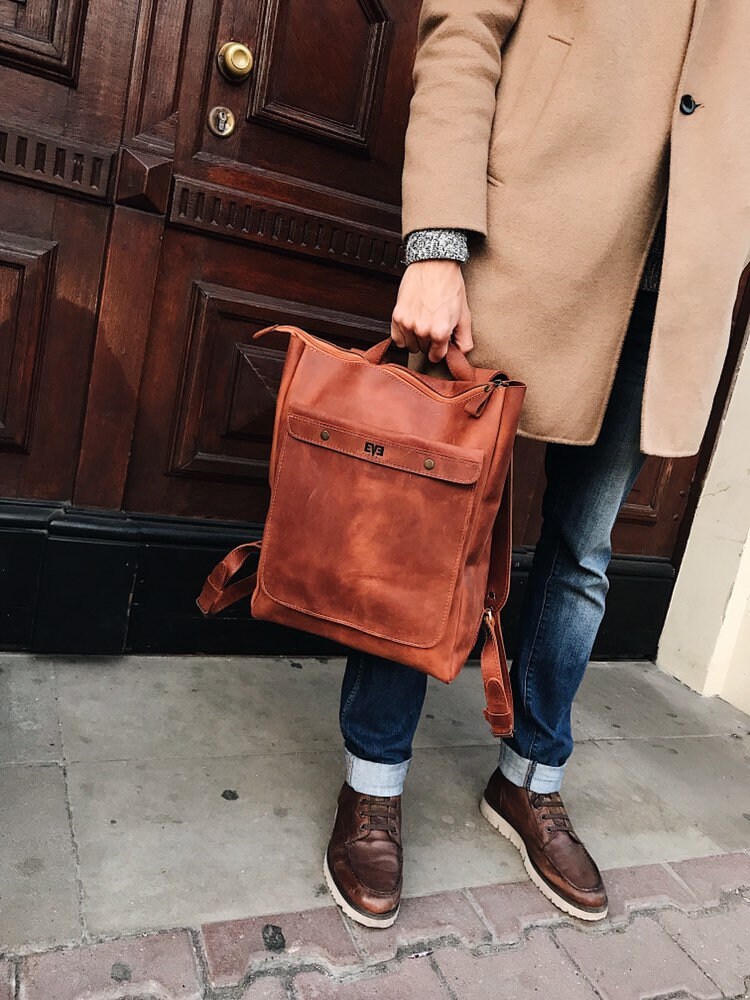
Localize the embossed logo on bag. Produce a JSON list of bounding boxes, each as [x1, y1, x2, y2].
[[364, 441, 385, 457]]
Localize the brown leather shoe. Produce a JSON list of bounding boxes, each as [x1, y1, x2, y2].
[[324, 782, 402, 928], [480, 768, 608, 921]]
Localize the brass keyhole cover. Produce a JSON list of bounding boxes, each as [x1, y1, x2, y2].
[[207, 106, 236, 138]]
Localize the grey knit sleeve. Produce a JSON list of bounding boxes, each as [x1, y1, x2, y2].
[[403, 228, 470, 266]]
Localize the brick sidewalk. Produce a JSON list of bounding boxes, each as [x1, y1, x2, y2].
[[5, 852, 750, 999]]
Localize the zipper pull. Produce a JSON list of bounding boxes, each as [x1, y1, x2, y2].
[[465, 382, 497, 418]]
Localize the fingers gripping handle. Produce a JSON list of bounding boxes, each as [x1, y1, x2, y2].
[[363, 338, 477, 383], [253, 323, 478, 384]]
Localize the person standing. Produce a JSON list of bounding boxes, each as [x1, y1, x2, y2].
[[323, 0, 750, 928]]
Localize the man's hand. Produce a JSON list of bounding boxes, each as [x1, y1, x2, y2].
[[391, 260, 473, 363]]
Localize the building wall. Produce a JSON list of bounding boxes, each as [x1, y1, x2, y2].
[[658, 315, 750, 714]]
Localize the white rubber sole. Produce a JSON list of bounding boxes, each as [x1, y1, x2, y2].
[[323, 852, 400, 929], [479, 796, 608, 922]]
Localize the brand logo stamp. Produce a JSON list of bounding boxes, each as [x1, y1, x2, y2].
[[364, 441, 385, 457]]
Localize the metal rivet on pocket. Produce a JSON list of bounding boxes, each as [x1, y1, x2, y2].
[[320, 430, 330, 441], [424, 458, 435, 470]]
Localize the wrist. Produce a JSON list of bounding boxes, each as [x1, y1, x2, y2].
[[403, 228, 469, 266]]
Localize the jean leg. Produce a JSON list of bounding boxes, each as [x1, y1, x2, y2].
[[500, 291, 657, 792], [339, 650, 428, 795]]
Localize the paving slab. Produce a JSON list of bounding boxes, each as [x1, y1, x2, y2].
[[668, 852, 750, 906], [55, 655, 343, 762], [573, 661, 749, 741], [602, 861, 699, 922], [468, 881, 564, 943], [239, 978, 289, 999], [402, 746, 526, 895], [0, 962, 13, 1000], [0, 763, 81, 952], [550, 741, 723, 870], [346, 890, 490, 963], [658, 900, 750, 998], [0, 656, 60, 764], [293, 958, 447, 999], [598, 731, 750, 852], [3, 651, 748, 958], [55, 656, 526, 764], [414, 664, 503, 749], [433, 930, 599, 999], [201, 908, 359, 986], [66, 752, 341, 935], [415, 662, 591, 750], [554, 915, 722, 1000], [16, 930, 201, 1000]]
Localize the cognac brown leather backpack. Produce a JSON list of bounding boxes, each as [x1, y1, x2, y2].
[[197, 324, 526, 736]]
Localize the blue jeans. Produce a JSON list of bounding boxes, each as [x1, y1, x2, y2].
[[340, 290, 656, 796]]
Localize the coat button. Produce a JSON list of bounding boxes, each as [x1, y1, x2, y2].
[[679, 94, 698, 115]]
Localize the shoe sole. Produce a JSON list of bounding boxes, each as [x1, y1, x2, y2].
[[479, 796, 608, 922], [323, 852, 400, 929]]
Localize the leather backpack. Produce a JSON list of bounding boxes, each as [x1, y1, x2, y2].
[[197, 324, 526, 736]]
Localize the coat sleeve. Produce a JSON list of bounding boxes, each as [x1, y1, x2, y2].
[[401, 0, 525, 239]]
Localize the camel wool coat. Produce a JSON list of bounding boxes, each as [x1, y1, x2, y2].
[[402, 0, 750, 457]]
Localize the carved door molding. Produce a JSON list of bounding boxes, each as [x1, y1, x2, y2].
[[0, 0, 87, 84]]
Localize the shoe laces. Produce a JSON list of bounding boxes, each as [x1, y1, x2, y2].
[[531, 792, 576, 836], [357, 795, 399, 835]]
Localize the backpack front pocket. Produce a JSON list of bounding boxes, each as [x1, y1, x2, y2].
[[260, 411, 483, 649]]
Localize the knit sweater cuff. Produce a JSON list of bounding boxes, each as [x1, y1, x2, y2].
[[403, 228, 469, 265]]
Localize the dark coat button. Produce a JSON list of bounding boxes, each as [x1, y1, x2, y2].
[[680, 94, 698, 115]]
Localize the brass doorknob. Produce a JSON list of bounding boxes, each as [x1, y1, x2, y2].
[[217, 42, 254, 82]]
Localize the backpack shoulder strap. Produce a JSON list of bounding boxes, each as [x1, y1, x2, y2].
[[196, 541, 261, 616]]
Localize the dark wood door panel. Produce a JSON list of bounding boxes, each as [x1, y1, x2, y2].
[[0, 229, 55, 455], [518, 451, 697, 561], [122, 227, 395, 521], [124, 0, 194, 153], [0, 0, 140, 158], [172, 0, 416, 241], [0, 180, 108, 500], [0, 0, 86, 84]]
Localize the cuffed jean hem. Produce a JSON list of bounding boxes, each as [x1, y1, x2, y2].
[[498, 741, 566, 794], [344, 748, 410, 796]]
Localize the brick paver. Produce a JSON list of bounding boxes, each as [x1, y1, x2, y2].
[[293, 957, 446, 999], [659, 899, 750, 997], [0, 962, 13, 1000], [603, 862, 699, 922], [469, 880, 561, 944], [17, 931, 202, 1000], [434, 930, 599, 999], [348, 890, 490, 962], [668, 853, 750, 907], [239, 976, 289, 998], [7, 855, 750, 1000], [554, 915, 722, 1000], [201, 907, 360, 986]]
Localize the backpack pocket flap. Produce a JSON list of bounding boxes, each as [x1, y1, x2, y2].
[[287, 412, 482, 485]]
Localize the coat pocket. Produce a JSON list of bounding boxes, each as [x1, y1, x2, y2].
[[489, 33, 572, 183]]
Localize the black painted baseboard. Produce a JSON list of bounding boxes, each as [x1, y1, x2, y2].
[[0, 498, 674, 658]]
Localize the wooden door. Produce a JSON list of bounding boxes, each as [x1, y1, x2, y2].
[[1, 0, 747, 654], [120, 0, 418, 523], [0, 0, 141, 502]]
